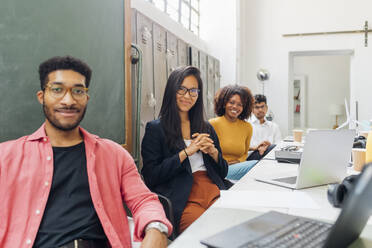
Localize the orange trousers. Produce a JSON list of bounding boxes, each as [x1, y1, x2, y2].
[[179, 171, 220, 233]]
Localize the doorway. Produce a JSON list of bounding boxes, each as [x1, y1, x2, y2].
[[288, 50, 353, 131]]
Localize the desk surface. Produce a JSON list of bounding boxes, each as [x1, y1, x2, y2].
[[170, 145, 372, 248]]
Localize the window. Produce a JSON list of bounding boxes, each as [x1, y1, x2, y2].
[[147, 0, 200, 36], [153, 0, 165, 11]]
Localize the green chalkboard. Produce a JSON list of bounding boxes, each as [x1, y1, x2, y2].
[[0, 0, 126, 144]]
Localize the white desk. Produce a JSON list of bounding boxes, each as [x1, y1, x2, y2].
[[170, 148, 372, 248]]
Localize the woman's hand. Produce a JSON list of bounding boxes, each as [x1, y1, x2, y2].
[[192, 133, 219, 162], [184, 133, 210, 156], [228, 160, 240, 165]]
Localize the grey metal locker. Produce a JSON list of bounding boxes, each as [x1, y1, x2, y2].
[[177, 39, 188, 66], [206, 55, 215, 119], [189, 46, 199, 68], [152, 23, 167, 118], [130, 9, 139, 160], [214, 58, 221, 95], [199, 51, 208, 115], [131, 9, 137, 44], [166, 32, 178, 78], [136, 12, 155, 142]]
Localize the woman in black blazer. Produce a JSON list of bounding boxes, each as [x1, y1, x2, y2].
[[141, 66, 228, 235]]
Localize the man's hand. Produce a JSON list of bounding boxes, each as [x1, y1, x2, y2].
[[259, 141, 271, 147], [141, 228, 168, 248], [257, 145, 268, 155], [257, 141, 271, 155]]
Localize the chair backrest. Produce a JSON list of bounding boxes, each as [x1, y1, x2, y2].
[[223, 179, 235, 189], [139, 172, 177, 239], [157, 194, 177, 240], [123, 202, 132, 217]]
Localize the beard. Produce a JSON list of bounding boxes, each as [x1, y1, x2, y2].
[[254, 111, 266, 120], [43, 102, 87, 131]]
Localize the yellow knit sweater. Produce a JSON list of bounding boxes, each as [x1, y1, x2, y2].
[[209, 116, 253, 163]]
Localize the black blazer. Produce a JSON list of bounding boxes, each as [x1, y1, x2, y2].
[[141, 119, 228, 233]]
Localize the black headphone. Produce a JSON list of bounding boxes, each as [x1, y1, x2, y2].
[[353, 136, 367, 148], [327, 175, 359, 208]]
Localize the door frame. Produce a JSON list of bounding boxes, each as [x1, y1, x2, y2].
[[123, 0, 133, 153], [288, 49, 354, 133]]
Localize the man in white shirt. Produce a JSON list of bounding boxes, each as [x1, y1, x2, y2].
[[247, 94, 281, 160]]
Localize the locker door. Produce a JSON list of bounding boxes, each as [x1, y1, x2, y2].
[[199, 51, 208, 114], [177, 39, 188, 66], [131, 9, 137, 44], [189, 46, 199, 68], [207, 55, 215, 119], [136, 12, 155, 142], [130, 9, 138, 159], [153, 23, 167, 118], [214, 59, 221, 94], [166, 32, 178, 78]]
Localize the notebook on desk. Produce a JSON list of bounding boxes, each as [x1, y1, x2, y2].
[[255, 129, 355, 189], [201, 163, 372, 248]]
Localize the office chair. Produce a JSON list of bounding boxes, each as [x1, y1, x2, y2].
[[157, 194, 177, 240], [223, 178, 235, 189], [136, 174, 177, 239], [124, 194, 176, 244]]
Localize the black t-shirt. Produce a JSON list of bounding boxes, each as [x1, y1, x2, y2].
[[33, 142, 107, 248]]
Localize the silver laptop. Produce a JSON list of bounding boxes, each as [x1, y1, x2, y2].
[[255, 129, 355, 189]]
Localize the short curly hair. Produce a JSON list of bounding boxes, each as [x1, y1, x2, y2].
[[38, 56, 92, 90], [214, 85, 254, 120]]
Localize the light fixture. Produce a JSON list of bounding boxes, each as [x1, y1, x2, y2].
[[256, 69, 270, 95]]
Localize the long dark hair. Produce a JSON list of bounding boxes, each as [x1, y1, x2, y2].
[[159, 66, 207, 149]]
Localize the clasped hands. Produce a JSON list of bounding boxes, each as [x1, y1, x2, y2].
[[185, 133, 218, 157], [256, 140, 271, 155]]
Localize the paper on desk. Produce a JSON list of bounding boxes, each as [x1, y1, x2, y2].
[[213, 190, 320, 210]]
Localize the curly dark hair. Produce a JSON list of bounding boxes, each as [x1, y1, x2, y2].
[[214, 85, 254, 120], [38, 56, 92, 90]]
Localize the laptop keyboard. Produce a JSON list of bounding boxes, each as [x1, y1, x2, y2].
[[273, 176, 297, 184], [241, 218, 332, 248]]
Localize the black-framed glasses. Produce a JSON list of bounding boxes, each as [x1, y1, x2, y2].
[[45, 83, 89, 100], [177, 86, 200, 97]]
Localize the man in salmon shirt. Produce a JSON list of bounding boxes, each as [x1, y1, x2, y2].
[[0, 56, 172, 248]]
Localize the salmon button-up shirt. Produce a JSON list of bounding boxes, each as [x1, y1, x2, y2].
[[0, 124, 172, 248]]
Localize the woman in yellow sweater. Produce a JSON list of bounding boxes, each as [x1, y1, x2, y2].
[[209, 85, 258, 180]]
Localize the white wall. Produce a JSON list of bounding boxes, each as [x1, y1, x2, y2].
[[238, 0, 372, 135], [131, 0, 237, 86], [293, 55, 350, 129], [200, 0, 237, 85]]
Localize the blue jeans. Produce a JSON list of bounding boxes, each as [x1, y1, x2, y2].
[[226, 160, 258, 180]]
